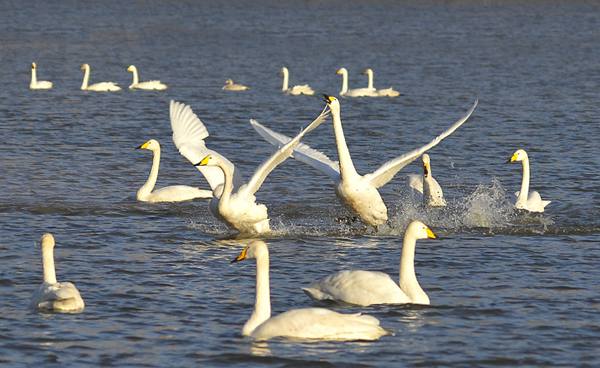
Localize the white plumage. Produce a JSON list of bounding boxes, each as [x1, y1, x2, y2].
[[80, 63, 121, 91], [29, 62, 53, 90], [508, 149, 551, 212], [127, 65, 167, 90], [336, 67, 378, 97], [280, 67, 314, 95]]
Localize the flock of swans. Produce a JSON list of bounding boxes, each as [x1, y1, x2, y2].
[[30, 79, 552, 341]]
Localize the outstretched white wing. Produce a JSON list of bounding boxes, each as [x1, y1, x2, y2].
[[250, 117, 340, 181], [242, 107, 330, 196], [366, 99, 478, 188], [170, 100, 241, 190]]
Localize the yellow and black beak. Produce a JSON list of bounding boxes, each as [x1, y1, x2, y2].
[[136, 141, 149, 150], [193, 155, 210, 167], [506, 153, 517, 164], [231, 246, 248, 263], [426, 227, 437, 239], [322, 94, 335, 104]]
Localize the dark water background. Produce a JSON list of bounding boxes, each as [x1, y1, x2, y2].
[[1, 0, 599, 366]]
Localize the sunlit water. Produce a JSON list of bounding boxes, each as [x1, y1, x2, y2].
[[1, 1, 599, 366]]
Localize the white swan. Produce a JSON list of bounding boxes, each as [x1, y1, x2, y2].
[[192, 107, 330, 234], [280, 67, 314, 95], [30, 62, 53, 90], [363, 68, 400, 97], [407, 154, 446, 207], [80, 63, 121, 91], [336, 67, 378, 97], [507, 149, 551, 212], [30, 233, 85, 313], [127, 65, 167, 90], [303, 221, 436, 306], [223, 79, 249, 91], [136, 139, 212, 203], [251, 96, 478, 227], [232, 240, 388, 341]]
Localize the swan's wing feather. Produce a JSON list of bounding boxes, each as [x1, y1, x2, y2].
[[250, 118, 340, 180], [367, 99, 478, 188], [407, 174, 424, 193], [243, 107, 330, 195]]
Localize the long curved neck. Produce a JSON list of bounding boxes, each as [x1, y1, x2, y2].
[[339, 71, 348, 94], [41, 245, 57, 284], [281, 69, 289, 91], [139, 148, 160, 197], [517, 158, 530, 204], [130, 68, 139, 85], [366, 71, 374, 89], [81, 67, 90, 89], [399, 231, 427, 303], [243, 252, 271, 335], [216, 161, 235, 207], [31, 68, 37, 86], [331, 108, 358, 180]]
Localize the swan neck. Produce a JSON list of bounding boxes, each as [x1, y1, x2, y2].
[[217, 161, 234, 206], [41, 245, 57, 284], [367, 71, 374, 90], [243, 251, 271, 335], [399, 231, 425, 302], [339, 71, 348, 94], [281, 69, 289, 91], [81, 67, 90, 89], [31, 68, 37, 86], [139, 148, 160, 198], [131, 68, 139, 85], [518, 158, 530, 203], [332, 108, 358, 179]]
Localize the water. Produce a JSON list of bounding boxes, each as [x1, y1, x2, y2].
[[1, 0, 599, 366]]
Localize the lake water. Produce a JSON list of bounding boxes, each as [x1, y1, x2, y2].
[[1, 0, 599, 366]]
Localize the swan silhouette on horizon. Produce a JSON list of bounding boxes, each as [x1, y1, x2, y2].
[[127, 65, 167, 90], [80, 64, 121, 91], [280, 67, 314, 95], [507, 149, 551, 213], [362, 68, 400, 97], [30, 62, 53, 90]]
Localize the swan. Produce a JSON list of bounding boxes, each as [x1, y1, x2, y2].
[[507, 149, 551, 212], [80, 63, 121, 91], [280, 67, 314, 95], [127, 65, 167, 90], [303, 221, 436, 306], [223, 79, 249, 91], [30, 62, 53, 90], [30, 233, 85, 313], [363, 68, 400, 97], [336, 68, 378, 97], [192, 107, 330, 234], [251, 95, 478, 227], [407, 154, 446, 207], [232, 240, 388, 341], [136, 139, 213, 203]]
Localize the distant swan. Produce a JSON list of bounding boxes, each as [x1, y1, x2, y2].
[[30, 233, 85, 313], [363, 68, 400, 97], [232, 240, 388, 341], [280, 67, 314, 95], [507, 149, 551, 212], [303, 221, 436, 306], [80, 63, 121, 91], [223, 79, 249, 91], [30, 62, 53, 90], [407, 154, 446, 207], [251, 96, 477, 227], [136, 139, 212, 203], [336, 67, 377, 97], [127, 65, 167, 90]]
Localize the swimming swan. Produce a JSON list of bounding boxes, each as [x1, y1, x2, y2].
[[280, 67, 314, 95], [192, 106, 330, 234], [507, 149, 551, 213], [407, 154, 446, 207], [80, 64, 121, 91], [223, 79, 249, 91], [136, 139, 212, 203], [363, 68, 400, 97], [303, 221, 436, 306], [127, 65, 167, 90], [251, 96, 478, 227], [30, 62, 53, 90], [336, 67, 378, 97], [232, 240, 388, 341], [30, 233, 85, 313]]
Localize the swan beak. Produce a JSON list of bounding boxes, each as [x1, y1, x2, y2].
[[426, 227, 437, 239], [136, 141, 150, 150], [507, 153, 518, 163], [423, 162, 430, 177], [322, 94, 335, 104], [193, 155, 210, 167], [231, 246, 248, 263]]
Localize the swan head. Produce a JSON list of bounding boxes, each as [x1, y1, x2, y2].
[[323, 95, 340, 113], [406, 220, 437, 240], [136, 139, 160, 151], [280, 67, 289, 76], [194, 154, 219, 167], [422, 154, 431, 176], [508, 149, 528, 163], [362, 68, 373, 76], [127, 65, 137, 73], [225, 79, 233, 85], [231, 240, 268, 263], [40, 233, 56, 250], [80, 63, 90, 71], [336, 67, 348, 76], [31, 62, 37, 70]]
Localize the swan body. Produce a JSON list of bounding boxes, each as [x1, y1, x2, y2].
[[30, 233, 84, 313], [233, 241, 388, 341], [303, 221, 436, 306], [363, 68, 400, 97], [223, 79, 249, 91], [30, 62, 53, 90], [193, 106, 330, 234], [136, 139, 212, 203], [127, 65, 167, 90], [80, 63, 121, 91], [408, 154, 446, 207], [508, 149, 551, 212], [280, 67, 314, 95], [337, 68, 378, 97], [251, 96, 478, 227]]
